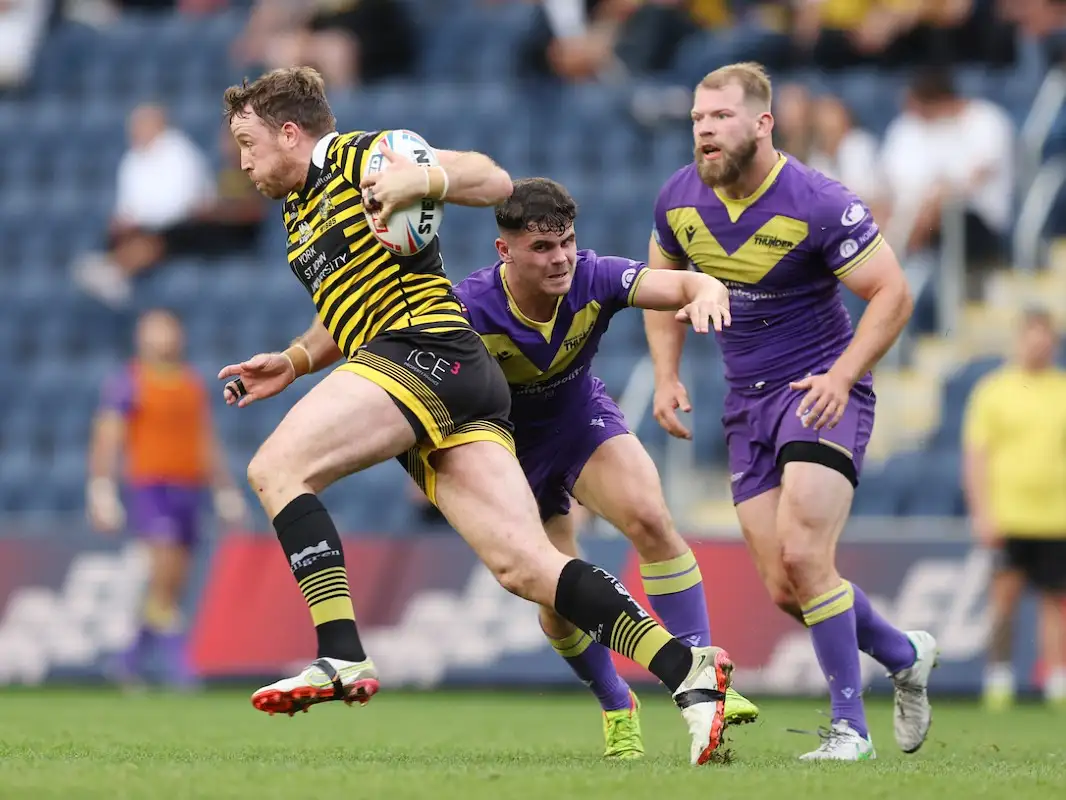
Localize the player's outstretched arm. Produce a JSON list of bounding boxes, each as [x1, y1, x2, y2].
[[642, 233, 694, 440], [359, 142, 512, 222], [431, 149, 513, 207], [632, 268, 731, 334], [218, 317, 343, 408], [830, 243, 914, 386]]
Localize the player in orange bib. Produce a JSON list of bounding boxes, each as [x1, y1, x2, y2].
[[87, 309, 246, 687]]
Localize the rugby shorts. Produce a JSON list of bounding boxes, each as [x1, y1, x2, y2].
[[339, 326, 514, 504]]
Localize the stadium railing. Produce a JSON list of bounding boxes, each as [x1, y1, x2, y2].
[[1014, 64, 1066, 272]]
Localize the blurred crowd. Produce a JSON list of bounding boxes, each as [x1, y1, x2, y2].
[[2, 2, 1065, 94]]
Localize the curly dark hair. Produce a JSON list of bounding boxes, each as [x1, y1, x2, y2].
[[495, 177, 577, 236]]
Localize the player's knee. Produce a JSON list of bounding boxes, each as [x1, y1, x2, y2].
[[246, 446, 291, 496], [617, 500, 675, 557], [779, 537, 831, 593], [492, 561, 539, 601]]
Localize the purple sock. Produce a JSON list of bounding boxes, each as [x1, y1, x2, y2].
[[850, 582, 916, 674], [640, 550, 711, 648], [547, 627, 632, 711], [157, 631, 196, 687], [118, 626, 154, 680], [803, 583, 868, 739]]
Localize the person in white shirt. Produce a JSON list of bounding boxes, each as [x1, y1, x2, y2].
[[74, 104, 216, 307], [880, 68, 1015, 265], [808, 94, 889, 224]]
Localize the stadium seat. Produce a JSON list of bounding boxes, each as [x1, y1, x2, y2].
[[0, 4, 1061, 531]]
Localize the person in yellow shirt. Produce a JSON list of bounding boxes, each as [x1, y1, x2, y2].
[[963, 307, 1066, 709]]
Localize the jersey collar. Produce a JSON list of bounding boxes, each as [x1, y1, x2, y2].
[[713, 152, 787, 223], [301, 131, 340, 195]]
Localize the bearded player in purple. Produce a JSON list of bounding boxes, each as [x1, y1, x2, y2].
[[645, 63, 938, 761], [454, 178, 759, 763]]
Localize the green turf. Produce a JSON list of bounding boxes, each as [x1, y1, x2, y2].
[[0, 688, 1063, 799]]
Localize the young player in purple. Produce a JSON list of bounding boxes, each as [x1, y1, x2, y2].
[[87, 309, 246, 688], [645, 63, 938, 760], [454, 178, 758, 762]]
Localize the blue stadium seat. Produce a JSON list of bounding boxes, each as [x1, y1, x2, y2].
[[0, 5, 1055, 528], [932, 356, 1004, 449]]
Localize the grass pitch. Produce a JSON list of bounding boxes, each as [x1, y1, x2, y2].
[[0, 688, 1063, 799]]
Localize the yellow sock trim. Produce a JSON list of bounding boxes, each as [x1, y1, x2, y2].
[[609, 612, 672, 668], [640, 549, 702, 596], [548, 628, 593, 659], [309, 595, 356, 626], [801, 581, 854, 626], [630, 621, 675, 670]]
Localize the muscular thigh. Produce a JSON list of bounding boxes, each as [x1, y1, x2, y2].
[[258, 369, 416, 493], [572, 433, 668, 528], [735, 488, 786, 585], [432, 440, 564, 583]]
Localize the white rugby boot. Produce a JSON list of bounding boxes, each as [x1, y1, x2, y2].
[[799, 720, 876, 761], [671, 645, 733, 766], [251, 657, 379, 716], [891, 630, 938, 753]]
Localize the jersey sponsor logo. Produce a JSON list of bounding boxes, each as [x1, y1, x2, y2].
[[839, 239, 859, 260], [312, 169, 334, 192], [621, 267, 637, 290], [404, 348, 455, 386], [665, 207, 809, 285], [562, 322, 595, 353], [590, 416, 605, 428], [841, 202, 867, 227], [289, 540, 338, 570], [753, 234, 796, 250], [298, 221, 313, 245]]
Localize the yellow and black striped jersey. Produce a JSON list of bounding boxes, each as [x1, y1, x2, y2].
[[283, 130, 469, 357]]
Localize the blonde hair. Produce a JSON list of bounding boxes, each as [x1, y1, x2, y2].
[[698, 62, 773, 111]]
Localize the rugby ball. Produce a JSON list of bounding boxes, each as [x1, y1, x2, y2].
[[361, 129, 444, 256]]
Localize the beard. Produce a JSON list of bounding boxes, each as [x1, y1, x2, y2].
[[695, 135, 758, 188], [256, 177, 290, 200]]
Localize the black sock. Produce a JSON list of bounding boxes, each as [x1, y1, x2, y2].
[[553, 559, 693, 691], [273, 493, 366, 662]]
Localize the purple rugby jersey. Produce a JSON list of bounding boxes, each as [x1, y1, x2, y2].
[[455, 250, 649, 518], [453, 250, 647, 440], [653, 154, 883, 391]]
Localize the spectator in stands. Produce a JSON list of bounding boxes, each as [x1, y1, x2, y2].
[[793, 1, 1011, 69], [627, 2, 789, 123], [879, 68, 1014, 269], [771, 82, 814, 162], [233, 0, 416, 89], [520, 0, 637, 83], [0, 0, 50, 93], [73, 104, 215, 307], [74, 112, 267, 309], [962, 307, 1066, 711], [624, 1, 789, 80], [807, 93, 889, 221]]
